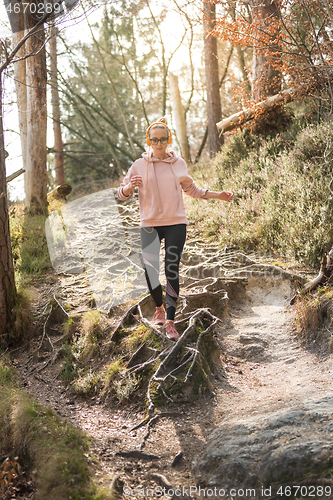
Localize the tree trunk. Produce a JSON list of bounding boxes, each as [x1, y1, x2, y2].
[[203, 0, 223, 156], [169, 73, 190, 163], [24, 15, 48, 213], [0, 74, 17, 336], [236, 45, 251, 95], [229, 3, 251, 95], [216, 86, 303, 133], [12, 12, 28, 174], [250, 0, 282, 100], [50, 24, 65, 186]]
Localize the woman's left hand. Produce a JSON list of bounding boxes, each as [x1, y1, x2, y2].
[[218, 191, 233, 202]]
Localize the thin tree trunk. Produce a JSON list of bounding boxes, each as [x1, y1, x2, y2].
[[0, 74, 16, 335], [229, 3, 251, 95], [236, 45, 251, 95], [50, 24, 65, 186], [24, 17, 48, 213], [169, 73, 190, 163], [195, 127, 208, 164], [195, 44, 233, 163], [250, 0, 282, 100], [12, 11, 28, 174], [203, 0, 223, 156]]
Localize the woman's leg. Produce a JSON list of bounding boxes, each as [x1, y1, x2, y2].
[[140, 227, 163, 307], [163, 224, 187, 321]]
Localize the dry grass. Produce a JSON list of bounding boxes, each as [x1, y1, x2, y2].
[[293, 287, 333, 350], [294, 295, 321, 338]]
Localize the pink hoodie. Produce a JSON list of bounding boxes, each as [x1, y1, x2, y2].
[[117, 151, 208, 228]]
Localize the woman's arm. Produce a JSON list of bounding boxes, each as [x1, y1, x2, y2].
[[117, 167, 143, 200], [180, 158, 234, 201], [179, 160, 233, 202], [201, 190, 233, 201], [117, 168, 133, 200], [121, 184, 134, 197]]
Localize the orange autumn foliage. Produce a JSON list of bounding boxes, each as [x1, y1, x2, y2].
[[213, 0, 333, 115]]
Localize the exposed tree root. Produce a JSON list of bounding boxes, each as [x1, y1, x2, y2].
[[38, 305, 55, 357], [111, 295, 165, 341], [36, 295, 70, 364], [148, 472, 196, 500], [115, 450, 160, 460], [111, 298, 223, 449], [171, 450, 183, 468], [291, 246, 333, 305]]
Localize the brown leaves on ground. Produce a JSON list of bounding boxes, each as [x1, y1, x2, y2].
[[0, 457, 34, 500]]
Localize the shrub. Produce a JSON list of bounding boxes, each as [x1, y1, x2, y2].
[[187, 117, 333, 267]]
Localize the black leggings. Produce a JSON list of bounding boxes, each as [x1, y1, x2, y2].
[[140, 224, 187, 321]]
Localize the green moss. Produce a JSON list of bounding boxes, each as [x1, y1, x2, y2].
[[114, 373, 140, 401], [81, 311, 103, 340], [72, 369, 101, 396], [148, 380, 164, 406], [103, 359, 124, 388], [10, 203, 51, 287], [186, 359, 210, 399], [119, 324, 164, 353], [59, 342, 78, 385], [192, 323, 205, 343], [63, 316, 75, 337]]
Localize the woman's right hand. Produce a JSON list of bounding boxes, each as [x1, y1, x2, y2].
[[126, 175, 142, 194], [124, 175, 143, 196]]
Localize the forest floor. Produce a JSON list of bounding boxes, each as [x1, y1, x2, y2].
[[8, 225, 333, 500]]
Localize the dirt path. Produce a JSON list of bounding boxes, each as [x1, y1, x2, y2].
[[215, 275, 332, 419], [12, 255, 333, 499]]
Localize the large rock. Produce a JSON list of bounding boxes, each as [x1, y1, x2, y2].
[[193, 395, 333, 496]]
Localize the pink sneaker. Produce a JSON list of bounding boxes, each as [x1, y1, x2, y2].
[[152, 306, 166, 326], [165, 321, 179, 341]]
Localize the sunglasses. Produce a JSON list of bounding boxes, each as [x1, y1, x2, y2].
[[150, 137, 168, 145]]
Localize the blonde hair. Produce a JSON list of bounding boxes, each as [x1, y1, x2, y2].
[[148, 117, 170, 139]]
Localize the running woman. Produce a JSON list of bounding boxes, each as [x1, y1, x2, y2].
[[117, 118, 233, 340]]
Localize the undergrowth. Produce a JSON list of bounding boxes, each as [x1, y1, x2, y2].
[[57, 313, 218, 406], [293, 285, 333, 348], [59, 320, 158, 403], [0, 357, 114, 500], [3, 202, 52, 348], [59, 311, 106, 392], [187, 116, 333, 268], [10, 202, 51, 288]]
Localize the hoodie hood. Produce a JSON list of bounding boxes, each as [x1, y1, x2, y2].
[[142, 150, 178, 164]]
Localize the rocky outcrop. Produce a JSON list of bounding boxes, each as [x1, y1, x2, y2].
[[193, 395, 333, 497]]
